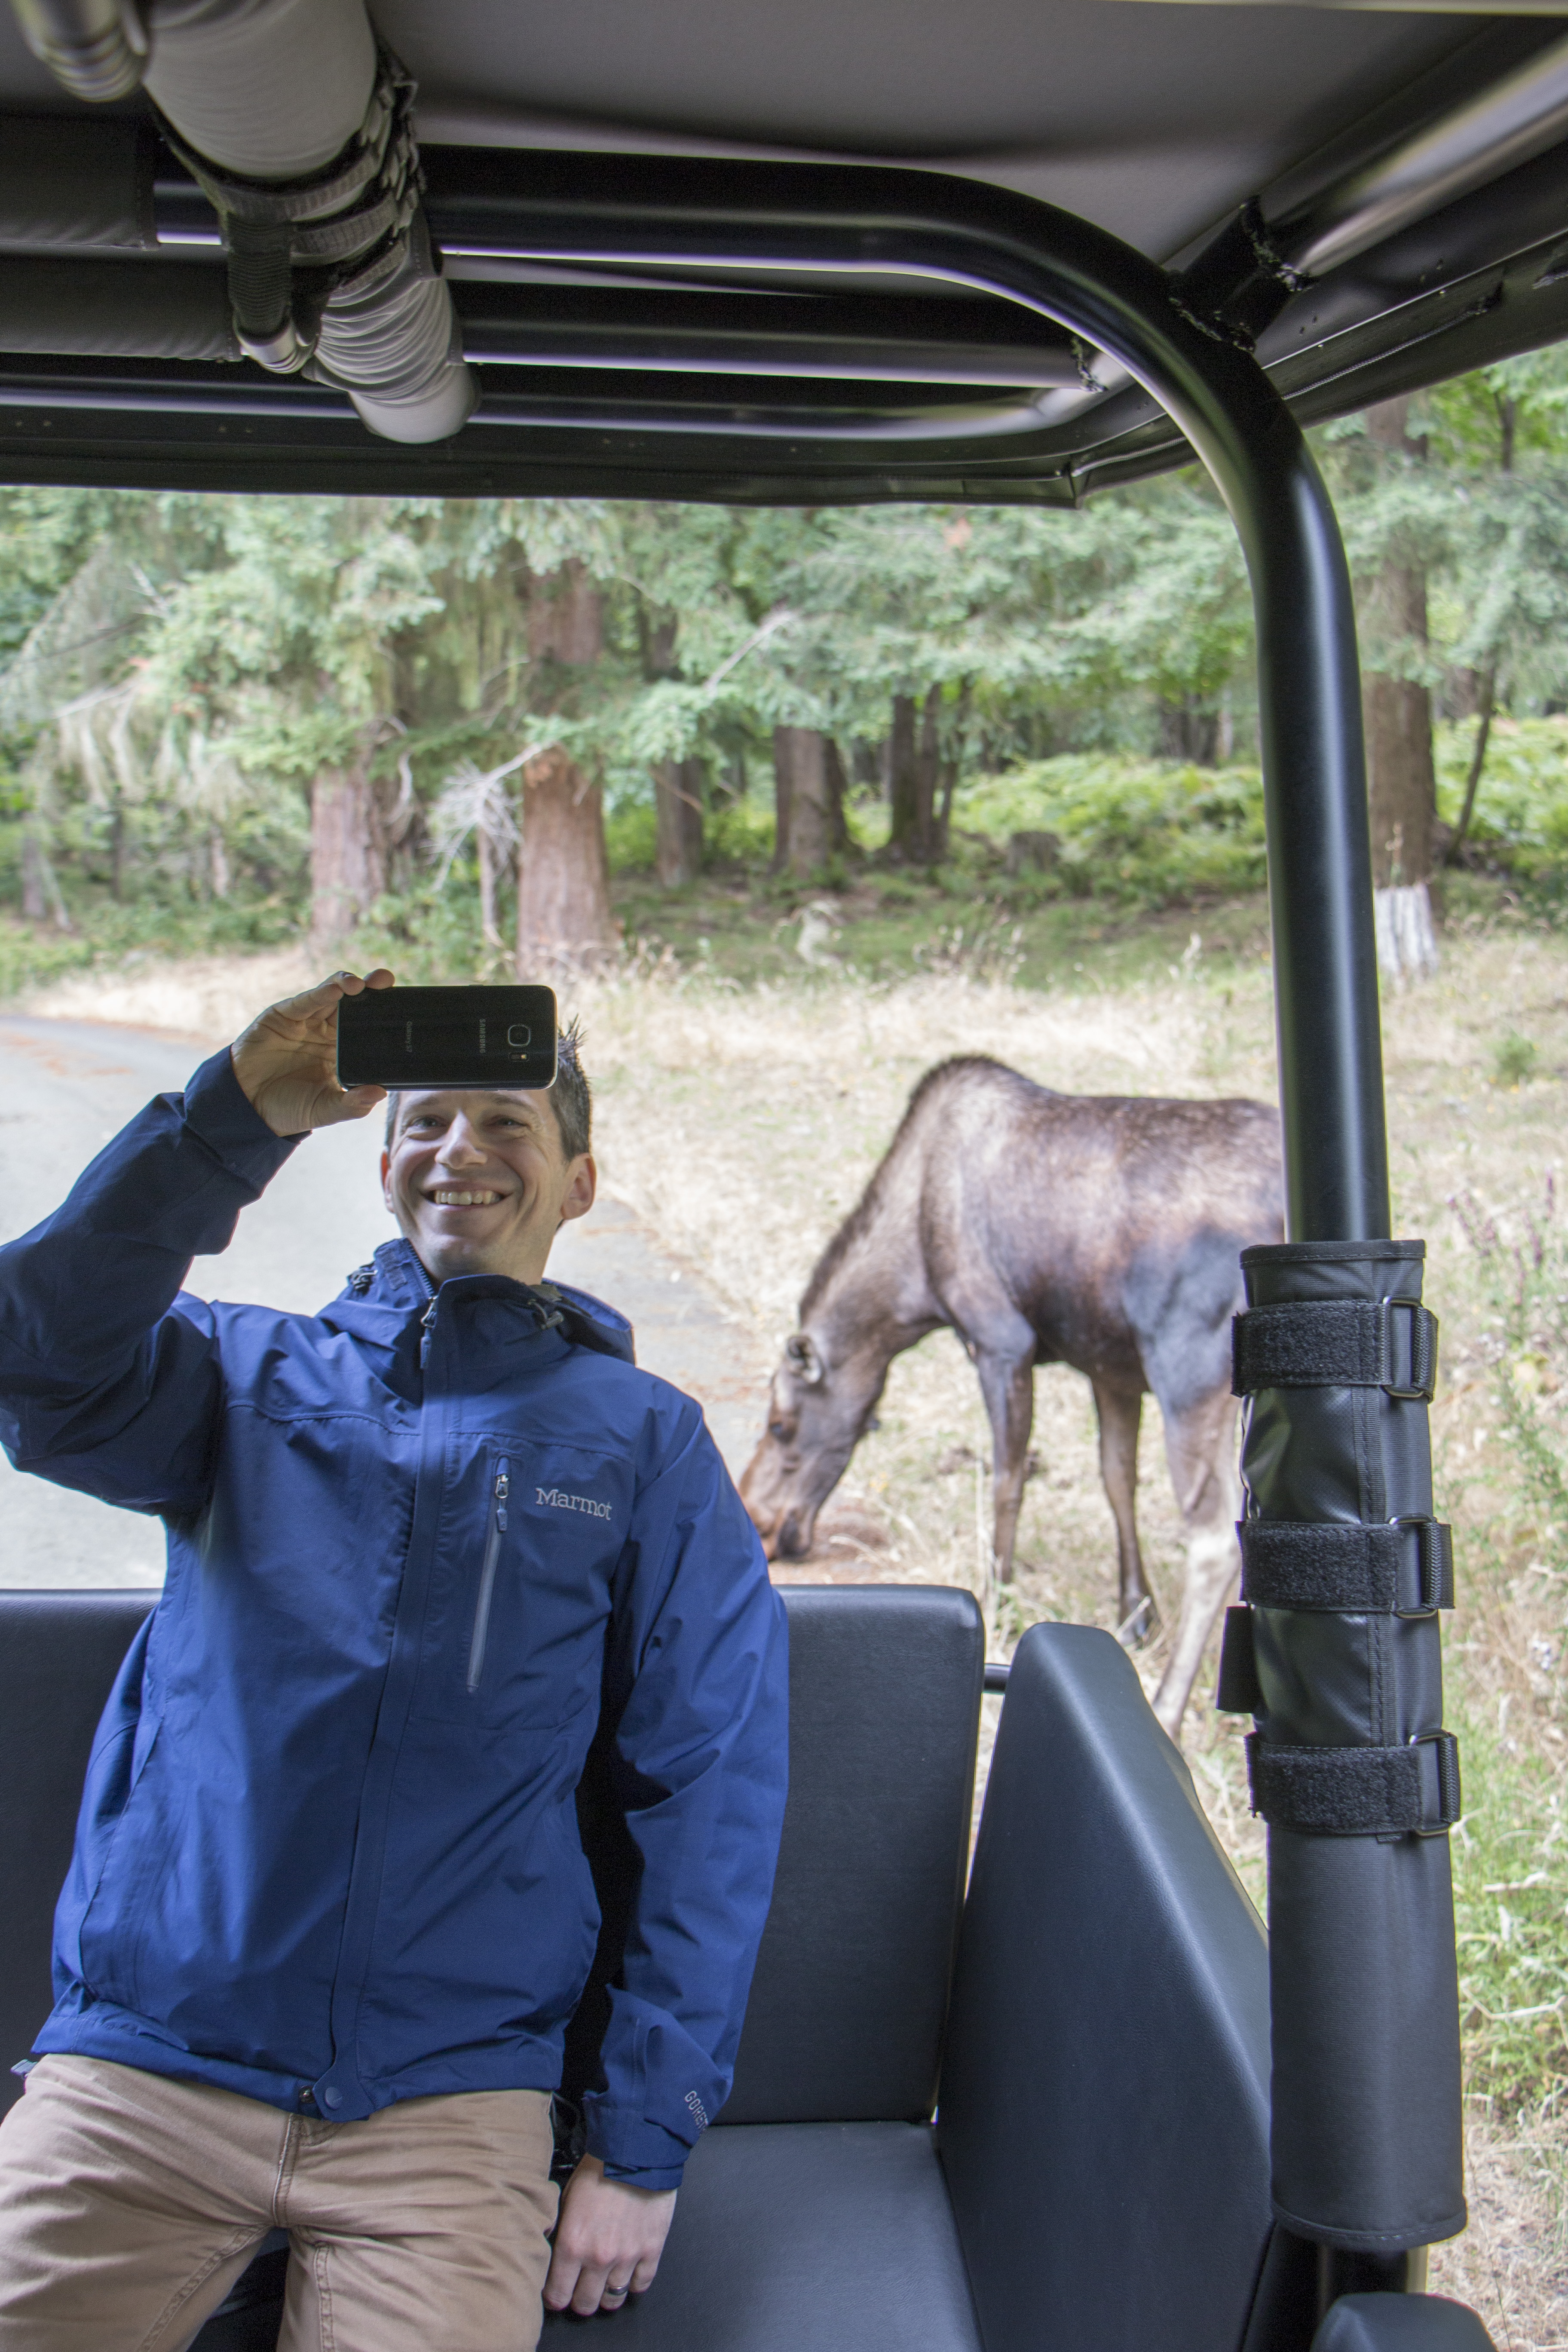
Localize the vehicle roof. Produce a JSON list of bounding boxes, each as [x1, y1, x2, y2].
[[1, 0, 1566, 499]]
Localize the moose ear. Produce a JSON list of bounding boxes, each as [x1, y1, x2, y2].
[[786, 1332, 826, 1387]]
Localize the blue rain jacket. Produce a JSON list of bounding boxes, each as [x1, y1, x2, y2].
[[0, 1050, 788, 2188]]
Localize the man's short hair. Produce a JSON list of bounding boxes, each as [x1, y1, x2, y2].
[[383, 1019, 592, 1161]]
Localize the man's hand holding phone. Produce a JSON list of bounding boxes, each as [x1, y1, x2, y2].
[[232, 969, 395, 1139]]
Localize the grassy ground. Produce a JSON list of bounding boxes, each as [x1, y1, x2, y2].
[[19, 879, 1568, 2342]]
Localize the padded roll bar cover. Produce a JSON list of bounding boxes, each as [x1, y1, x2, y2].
[[0, 116, 153, 251], [720, 1584, 984, 2122], [0, 257, 238, 358], [937, 1622, 1272, 2352], [0, 1588, 156, 2113], [1312, 2297, 1496, 2352]]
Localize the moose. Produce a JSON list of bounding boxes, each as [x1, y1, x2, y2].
[[740, 1056, 1283, 1734]]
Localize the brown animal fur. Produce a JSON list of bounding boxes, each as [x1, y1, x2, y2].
[[739, 1056, 1283, 1734]]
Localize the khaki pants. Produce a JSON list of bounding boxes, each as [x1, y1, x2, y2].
[[0, 2054, 559, 2352]]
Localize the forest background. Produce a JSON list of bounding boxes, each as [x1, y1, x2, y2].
[[7, 356, 1568, 2324], [4, 355, 1568, 992]]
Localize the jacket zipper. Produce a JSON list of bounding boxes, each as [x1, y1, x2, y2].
[[466, 1457, 510, 1694], [419, 1295, 439, 1368]]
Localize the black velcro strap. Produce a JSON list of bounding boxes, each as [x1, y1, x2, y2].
[[1216, 1606, 1263, 1713], [1239, 1518, 1453, 1615], [1246, 1732, 1461, 1836], [1231, 1297, 1439, 1401]]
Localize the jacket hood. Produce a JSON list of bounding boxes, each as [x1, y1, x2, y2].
[[335, 1238, 637, 1366]]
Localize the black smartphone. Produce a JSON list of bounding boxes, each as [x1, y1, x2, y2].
[[336, 985, 558, 1090]]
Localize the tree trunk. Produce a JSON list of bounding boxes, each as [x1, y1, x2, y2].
[[916, 687, 942, 855], [310, 753, 390, 951], [529, 560, 603, 666], [773, 726, 833, 878], [1361, 395, 1438, 983], [21, 830, 70, 929], [515, 560, 616, 970], [1158, 697, 1220, 764], [516, 749, 616, 971], [888, 694, 919, 858], [1443, 395, 1512, 872], [108, 800, 128, 902], [770, 726, 793, 874], [21, 832, 44, 922], [934, 681, 971, 854], [824, 738, 851, 856], [888, 692, 939, 861], [476, 817, 502, 949], [1446, 668, 1495, 870], [655, 757, 705, 886], [208, 828, 230, 901]]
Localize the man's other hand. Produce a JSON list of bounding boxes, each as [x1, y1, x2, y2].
[[543, 2153, 677, 2316], [231, 969, 395, 1138]]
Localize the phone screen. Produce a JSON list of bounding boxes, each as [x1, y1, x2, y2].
[[337, 986, 559, 1090]]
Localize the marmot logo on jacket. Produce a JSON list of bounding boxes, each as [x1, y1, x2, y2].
[[536, 1486, 613, 1520]]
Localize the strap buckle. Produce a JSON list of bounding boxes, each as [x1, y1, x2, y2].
[[1391, 1516, 1454, 1616], [1380, 1297, 1439, 1401], [1408, 1728, 1463, 1835]]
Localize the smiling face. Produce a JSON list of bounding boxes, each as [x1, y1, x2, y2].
[[380, 1088, 596, 1288]]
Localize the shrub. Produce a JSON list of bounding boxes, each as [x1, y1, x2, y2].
[[952, 755, 1267, 910]]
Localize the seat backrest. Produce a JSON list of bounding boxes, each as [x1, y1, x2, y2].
[[0, 1582, 985, 2133], [719, 1584, 984, 2123], [937, 1622, 1272, 2352], [0, 1589, 158, 2115]]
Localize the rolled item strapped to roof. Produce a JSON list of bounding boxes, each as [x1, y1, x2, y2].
[[8, 0, 475, 442]]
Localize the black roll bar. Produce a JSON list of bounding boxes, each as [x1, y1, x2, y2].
[[459, 151, 1456, 2321]]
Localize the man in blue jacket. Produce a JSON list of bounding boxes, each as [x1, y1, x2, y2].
[[0, 968, 790, 2352]]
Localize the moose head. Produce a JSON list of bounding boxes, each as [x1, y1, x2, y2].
[[739, 1326, 885, 1560]]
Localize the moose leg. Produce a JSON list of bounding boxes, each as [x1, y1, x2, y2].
[[974, 1341, 1036, 1584], [1091, 1382, 1157, 1645], [1151, 1387, 1243, 1738]]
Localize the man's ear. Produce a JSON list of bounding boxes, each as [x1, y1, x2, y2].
[[380, 1148, 395, 1216], [558, 1153, 597, 1229]]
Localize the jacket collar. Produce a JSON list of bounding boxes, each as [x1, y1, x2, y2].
[[339, 1239, 636, 1365]]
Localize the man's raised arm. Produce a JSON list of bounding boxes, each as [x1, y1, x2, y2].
[[0, 969, 392, 1516]]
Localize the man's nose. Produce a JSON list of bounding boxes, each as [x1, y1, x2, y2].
[[435, 1119, 488, 1167]]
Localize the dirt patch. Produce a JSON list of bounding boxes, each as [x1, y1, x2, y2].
[[1430, 2118, 1568, 2350]]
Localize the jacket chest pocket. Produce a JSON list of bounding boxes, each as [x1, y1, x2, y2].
[[412, 1441, 624, 1727]]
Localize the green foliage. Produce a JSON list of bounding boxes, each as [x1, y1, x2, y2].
[[1452, 1187, 1568, 1553], [1452, 1724, 1568, 2120], [954, 755, 1266, 907], [1494, 1032, 1540, 1088], [1446, 1182, 1568, 2115], [1436, 717, 1568, 881]]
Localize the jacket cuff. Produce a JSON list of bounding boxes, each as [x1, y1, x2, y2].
[[582, 2103, 693, 2193], [183, 1050, 304, 1186], [600, 2159, 687, 2193]]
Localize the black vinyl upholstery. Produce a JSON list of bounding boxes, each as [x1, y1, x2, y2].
[[938, 1620, 1274, 2352], [0, 1588, 157, 2116], [0, 1591, 1278, 2352], [720, 1583, 983, 2121], [1312, 2297, 1497, 2352], [542, 2123, 981, 2352]]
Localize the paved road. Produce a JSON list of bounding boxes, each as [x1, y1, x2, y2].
[[0, 1015, 768, 1589]]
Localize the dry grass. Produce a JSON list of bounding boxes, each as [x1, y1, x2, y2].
[[23, 904, 1568, 2334]]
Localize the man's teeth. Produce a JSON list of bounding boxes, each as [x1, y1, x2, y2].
[[432, 1190, 500, 1206]]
